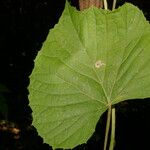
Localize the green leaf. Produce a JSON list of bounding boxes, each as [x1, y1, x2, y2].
[[28, 2, 150, 149]]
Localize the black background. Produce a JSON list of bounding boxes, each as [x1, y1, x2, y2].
[[0, 0, 150, 150]]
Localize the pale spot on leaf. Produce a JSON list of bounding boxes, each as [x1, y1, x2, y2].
[[94, 60, 105, 68]]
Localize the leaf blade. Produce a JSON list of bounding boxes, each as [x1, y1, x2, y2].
[[29, 2, 150, 149]]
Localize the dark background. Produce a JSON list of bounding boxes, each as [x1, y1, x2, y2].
[[0, 0, 150, 150]]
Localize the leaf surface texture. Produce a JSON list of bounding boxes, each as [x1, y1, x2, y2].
[[29, 2, 150, 149]]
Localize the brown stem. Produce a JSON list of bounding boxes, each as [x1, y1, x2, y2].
[[79, 0, 103, 10]]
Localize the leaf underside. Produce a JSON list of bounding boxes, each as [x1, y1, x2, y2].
[[29, 2, 150, 149]]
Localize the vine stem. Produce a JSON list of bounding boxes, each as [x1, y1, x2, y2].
[[103, 0, 108, 10], [109, 108, 116, 150], [103, 104, 111, 150], [112, 0, 117, 10]]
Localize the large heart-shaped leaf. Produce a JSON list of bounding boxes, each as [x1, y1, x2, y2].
[[28, 1, 150, 149]]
